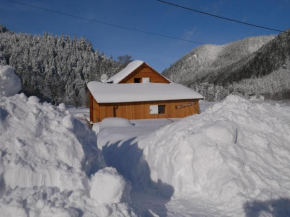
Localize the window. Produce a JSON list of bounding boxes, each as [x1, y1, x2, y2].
[[134, 78, 141, 83], [158, 105, 165, 114], [142, 77, 150, 83], [149, 105, 158, 114], [149, 105, 166, 114]]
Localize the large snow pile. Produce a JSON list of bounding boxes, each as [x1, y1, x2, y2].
[[140, 95, 290, 215], [0, 65, 21, 97], [98, 95, 290, 216], [0, 93, 136, 217]]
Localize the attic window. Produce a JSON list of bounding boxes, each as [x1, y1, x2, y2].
[[134, 78, 141, 83]]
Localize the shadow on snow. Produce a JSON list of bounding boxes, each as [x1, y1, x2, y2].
[[102, 137, 174, 217], [244, 198, 290, 217]]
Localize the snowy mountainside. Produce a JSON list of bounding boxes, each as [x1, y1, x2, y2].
[[198, 29, 290, 100], [162, 35, 275, 84], [207, 29, 290, 84], [163, 29, 290, 101]]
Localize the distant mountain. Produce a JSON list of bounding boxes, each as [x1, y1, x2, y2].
[[163, 36, 274, 84], [204, 30, 290, 85], [162, 33, 290, 101], [0, 24, 132, 106]]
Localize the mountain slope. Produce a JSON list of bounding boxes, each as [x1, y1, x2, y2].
[[205, 29, 290, 85], [162, 35, 275, 85], [163, 31, 290, 100]]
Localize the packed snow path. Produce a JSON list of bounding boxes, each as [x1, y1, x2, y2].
[[97, 96, 290, 217]]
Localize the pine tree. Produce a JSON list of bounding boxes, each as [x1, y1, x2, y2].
[[0, 25, 131, 106]]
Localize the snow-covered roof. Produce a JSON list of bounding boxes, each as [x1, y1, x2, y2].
[[107, 60, 144, 84], [87, 82, 203, 103], [107, 60, 170, 84]]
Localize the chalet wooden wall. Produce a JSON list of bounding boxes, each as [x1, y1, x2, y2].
[[90, 92, 100, 122], [119, 64, 170, 84], [90, 96, 200, 122]]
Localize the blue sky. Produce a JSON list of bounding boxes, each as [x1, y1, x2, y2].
[[0, 0, 290, 72]]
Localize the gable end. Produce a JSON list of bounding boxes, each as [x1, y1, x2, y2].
[[118, 62, 170, 84]]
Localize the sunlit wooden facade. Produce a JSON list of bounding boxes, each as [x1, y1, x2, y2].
[[89, 92, 200, 122], [88, 61, 203, 123]]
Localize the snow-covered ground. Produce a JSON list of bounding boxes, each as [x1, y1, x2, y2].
[[67, 99, 290, 216], [66, 106, 90, 124], [3, 65, 290, 217], [92, 98, 290, 217]]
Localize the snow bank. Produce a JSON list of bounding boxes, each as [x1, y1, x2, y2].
[[0, 94, 136, 216], [0, 65, 21, 97], [140, 95, 290, 214], [98, 95, 290, 215], [0, 186, 136, 217], [93, 117, 133, 134], [0, 94, 104, 191]]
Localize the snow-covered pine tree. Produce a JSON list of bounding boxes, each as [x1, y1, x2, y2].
[[0, 25, 132, 106]]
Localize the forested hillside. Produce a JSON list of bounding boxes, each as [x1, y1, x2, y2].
[[205, 30, 290, 84], [0, 24, 131, 106], [162, 33, 290, 101], [163, 36, 274, 84]]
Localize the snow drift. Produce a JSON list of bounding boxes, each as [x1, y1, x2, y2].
[[98, 95, 290, 216], [0, 66, 21, 97], [141, 95, 290, 214], [0, 93, 104, 191], [0, 93, 136, 216]]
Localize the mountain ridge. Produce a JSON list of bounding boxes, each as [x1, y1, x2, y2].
[[163, 35, 275, 85], [162, 32, 290, 100]]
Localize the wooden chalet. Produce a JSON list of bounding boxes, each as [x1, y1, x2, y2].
[[88, 60, 203, 123]]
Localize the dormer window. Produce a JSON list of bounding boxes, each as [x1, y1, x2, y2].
[[134, 78, 141, 83]]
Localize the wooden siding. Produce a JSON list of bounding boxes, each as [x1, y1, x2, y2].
[[90, 97, 200, 122], [90, 91, 101, 123], [89, 92, 93, 121], [119, 63, 170, 84]]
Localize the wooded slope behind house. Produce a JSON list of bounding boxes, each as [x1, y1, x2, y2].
[[0, 24, 132, 106]]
